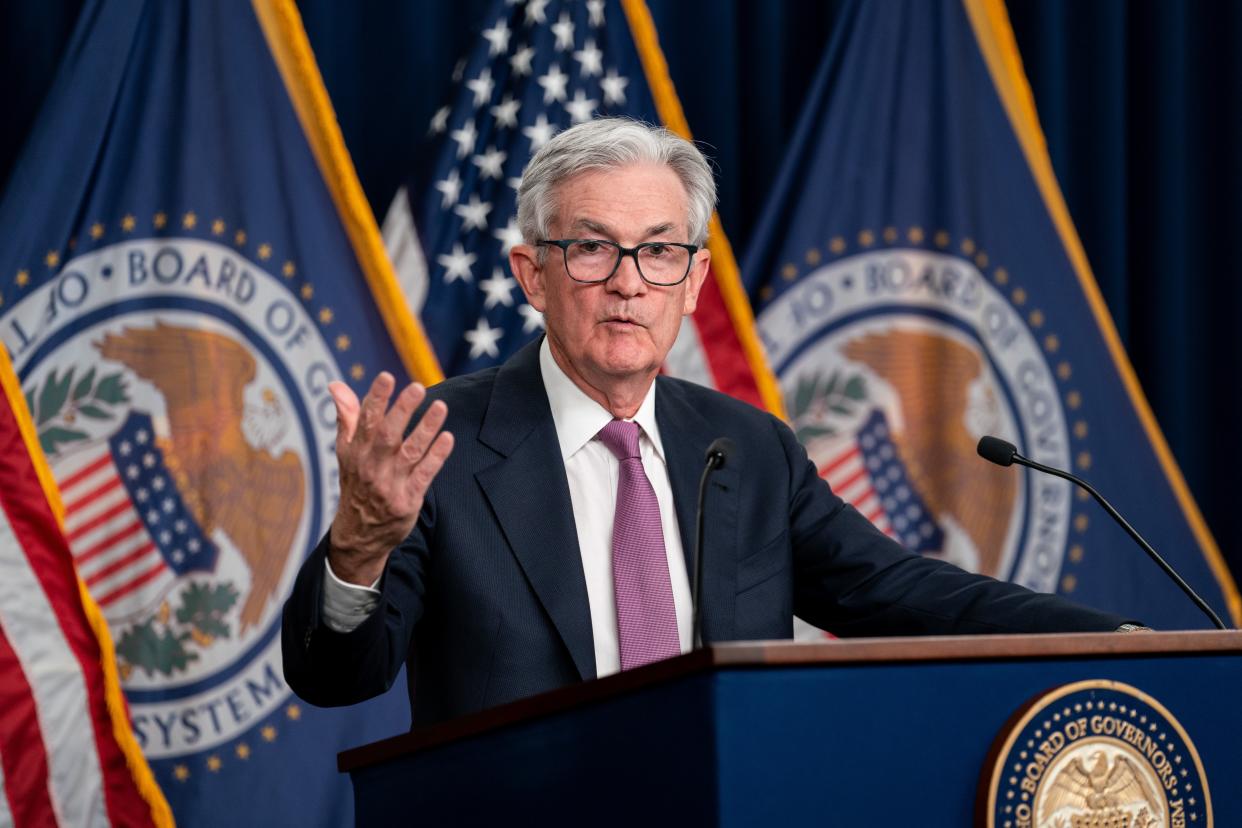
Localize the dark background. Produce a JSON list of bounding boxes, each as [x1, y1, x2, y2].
[[3, 1, 1239, 591]]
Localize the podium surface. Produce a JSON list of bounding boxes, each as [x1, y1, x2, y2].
[[340, 631, 1242, 826]]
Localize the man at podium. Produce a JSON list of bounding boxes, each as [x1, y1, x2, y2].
[[282, 119, 1132, 727]]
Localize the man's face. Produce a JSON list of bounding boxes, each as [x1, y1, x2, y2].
[[511, 163, 710, 398]]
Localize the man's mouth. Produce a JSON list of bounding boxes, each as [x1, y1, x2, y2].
[[602, 315, 643, 328]]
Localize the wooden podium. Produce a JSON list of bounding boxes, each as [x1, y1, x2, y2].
[[339, 631, 1242, 825]]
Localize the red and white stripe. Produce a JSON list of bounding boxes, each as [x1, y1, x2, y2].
[[0, 470, 161, 824], [818, 440, 899, 540], [676, 262, 770, 409], [0, 499, 109, 826], [55, 449, 172, 614]]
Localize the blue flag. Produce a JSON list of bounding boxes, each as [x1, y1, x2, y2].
[[385, 0, 662, 376], [0, 1, 439, 823], [744, 0, 1240, 630]]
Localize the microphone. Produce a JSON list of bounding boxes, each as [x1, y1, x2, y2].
[[976, 436, 1227, 630], [693, 438, 733, 649]]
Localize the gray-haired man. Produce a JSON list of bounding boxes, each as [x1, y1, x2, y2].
[[282, 118, 1132, 726]]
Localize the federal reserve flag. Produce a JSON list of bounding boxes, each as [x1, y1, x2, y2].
[[0, 0, 438, 823], [383, 0, 783, 412], [744, 0, 1240, 629]]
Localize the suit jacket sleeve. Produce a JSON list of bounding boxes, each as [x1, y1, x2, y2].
[[281, 489, 436, 707], [774, 417, 1133, 635]]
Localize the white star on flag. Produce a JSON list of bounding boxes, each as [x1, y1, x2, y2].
[[574, 40, 603, 77], [538, 64, 569, 103], [587, 0, 605, 27], [432, 168, 462, 208], [480, 267, 518, 309], [510, 45, 535, 76], [564, 89, 598, 124], [435, 168, 462, 208], [494, 217, 524, 254], [523, 113, 556, 150], [438, 242, 477, 283], [552, 12, 575, 51], [429, 105, 450, 134], [482, 19, 511, 56], [491, 95, 522, 128], [601, 69, 629, 106], [525, 0, 549, 25], [466, 68, 495, 108], [454, 194, 492, 230], [450, 118, 478, 159], [518, 303, 545, 333], [472, 146, 507, 179], [465, 317, 504, 359]]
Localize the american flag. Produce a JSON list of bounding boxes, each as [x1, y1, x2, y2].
[[818, 410, 944, 553], [383, 0, 684, 375], [0, 328, 168, 828], [55, 411, 216, 616]]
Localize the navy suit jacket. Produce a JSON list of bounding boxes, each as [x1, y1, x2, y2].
[[282, 339, 1128, 726]]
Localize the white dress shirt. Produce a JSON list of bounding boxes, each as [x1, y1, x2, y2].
[[321, 339, 693, 678]]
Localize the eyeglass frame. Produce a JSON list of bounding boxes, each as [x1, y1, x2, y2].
[[534, 238, 700, 286]]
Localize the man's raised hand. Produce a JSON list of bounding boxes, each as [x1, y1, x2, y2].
[[326, 372, 454, 586]]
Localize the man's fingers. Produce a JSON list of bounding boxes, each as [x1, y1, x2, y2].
[[379, 382, 428, 447], [404, 430, 455, 501], [354, 372, 396, 444], [397, 399, 449, 467], [328, 381, 362, 445]]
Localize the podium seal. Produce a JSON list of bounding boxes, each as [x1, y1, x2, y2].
[[983, 679, 1211, 828]]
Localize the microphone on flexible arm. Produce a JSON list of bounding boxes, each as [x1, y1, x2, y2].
[[976, 436, 1228, 630], [693, 438, 734, 649]]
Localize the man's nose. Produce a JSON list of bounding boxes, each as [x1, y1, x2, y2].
[[607, 251, 647, 297]]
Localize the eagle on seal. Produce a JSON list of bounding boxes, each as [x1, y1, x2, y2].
[[1039, 750, 1164, 827], [97, 321, 305, 631], [843, 328, 1018, 576]]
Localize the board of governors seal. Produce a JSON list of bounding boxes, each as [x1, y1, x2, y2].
[[983, 680, 1212, 828], [1, 237, 339, 762]]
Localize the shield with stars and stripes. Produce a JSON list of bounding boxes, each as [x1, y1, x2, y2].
[[55, 411, 220, 624]]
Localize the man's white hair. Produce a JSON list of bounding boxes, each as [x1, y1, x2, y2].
[[516, 117, 717, 249]]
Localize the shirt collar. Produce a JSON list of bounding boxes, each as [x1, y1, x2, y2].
[[539, 337, 664, 462]]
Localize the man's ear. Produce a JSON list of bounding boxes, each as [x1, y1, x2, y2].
[[510, 243, 546, 312], [681, 247, 711, 315]]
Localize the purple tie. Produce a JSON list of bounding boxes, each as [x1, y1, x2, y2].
[[597, 420, 681, 670]]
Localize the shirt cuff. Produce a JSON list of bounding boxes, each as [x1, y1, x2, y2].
[[321, 558, 382, 633]]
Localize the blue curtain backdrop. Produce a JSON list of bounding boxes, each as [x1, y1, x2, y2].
[[3, 0, 1240, 587]]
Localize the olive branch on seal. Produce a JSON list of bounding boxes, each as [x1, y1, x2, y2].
[[23, 365, 129, 455], [787, 370, 867, 444], [115, 581, 241, 679]]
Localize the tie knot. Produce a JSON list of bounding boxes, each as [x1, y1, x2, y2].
[[597, 419, 641, 461]]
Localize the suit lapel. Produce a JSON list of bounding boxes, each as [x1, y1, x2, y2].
[[656, 379, 739, 644], [475, 341, 597, 681]]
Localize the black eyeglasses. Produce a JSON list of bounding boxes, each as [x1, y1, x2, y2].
[[536, 239, 699, 286]]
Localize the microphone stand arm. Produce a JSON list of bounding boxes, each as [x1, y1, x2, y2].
[[1012, 454, 1228, 630]]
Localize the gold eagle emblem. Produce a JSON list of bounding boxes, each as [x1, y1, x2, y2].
[[96, 321, 305, 631], [1039, 750, 1165, 828], [843, 328, 1017, 575]]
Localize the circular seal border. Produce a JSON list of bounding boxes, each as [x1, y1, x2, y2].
[[758, 228, 1101, 597], [981, 678, 1213, 827], [3, 217, 360, 768]]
